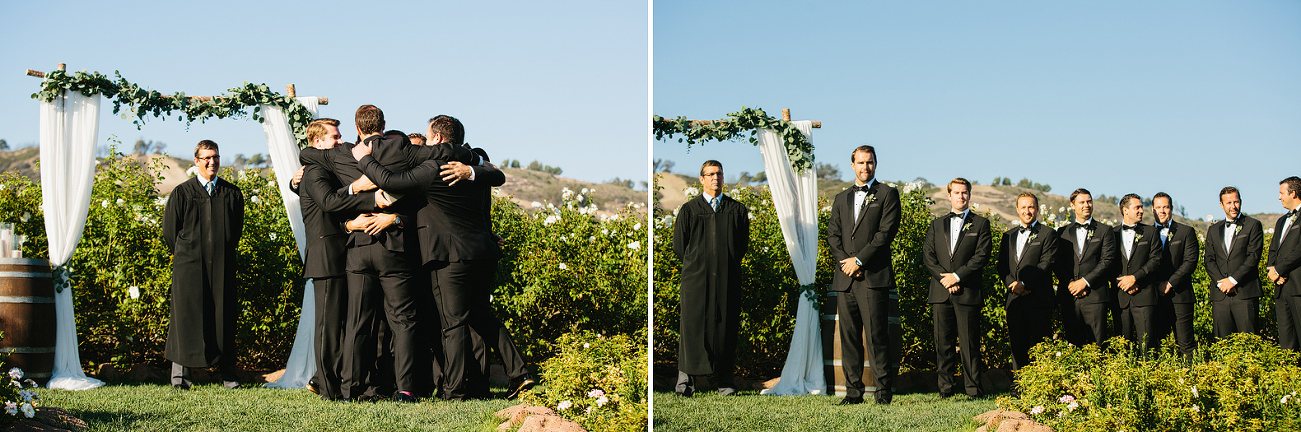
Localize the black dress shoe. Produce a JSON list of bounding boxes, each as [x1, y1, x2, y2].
[[506, 376, 537, 399], [394, 392, 418, 403], [307, 380, 320, 395], [837, 396, 864, 405], [939, 391, 954, 399], [172, 383, 191, 391], [874, 392, 893, 405]]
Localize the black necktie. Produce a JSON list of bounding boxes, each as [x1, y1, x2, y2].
[[1121, 225, 1136, 231]]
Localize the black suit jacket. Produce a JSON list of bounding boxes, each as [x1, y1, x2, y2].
[[1154, 220, 1200, 304], [299, 161, 377, 279], [1054, 220, 1117, 304], [922, 211, 992, 306], [1112, 224, 1164, 308], [357, 149, 506, 264], [997, 222, 1058, 309], [1203, 216, 1264, 301], [1267, 212, 1301, 298], [827, 181, 901, 291]]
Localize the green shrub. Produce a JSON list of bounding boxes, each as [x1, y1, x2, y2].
[[520, 330, 648, 432], [1000, 334, 1301, 431], [0, 149, 647, 371], [0, 334, 42, 427]]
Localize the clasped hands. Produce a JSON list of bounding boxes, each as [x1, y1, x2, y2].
[[1268, 266, 1289, 286]]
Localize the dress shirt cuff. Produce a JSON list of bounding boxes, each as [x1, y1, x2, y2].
[[1227, 276, 1238, 286], [953, 274, 961, 282], [854, 257, 862, 266], [469, 168, 477, 182]]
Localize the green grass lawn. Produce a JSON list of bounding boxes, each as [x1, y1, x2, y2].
[[652, 390, 997, 432], [35, 383, 523, 432]]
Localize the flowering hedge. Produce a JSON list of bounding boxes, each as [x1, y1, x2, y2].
[[653, 176, 1283, 377], [0, 336, 42, 427], [0, 149, 647, 371], [521, 330, 647, 432], [1000, 334, 1301, 431]]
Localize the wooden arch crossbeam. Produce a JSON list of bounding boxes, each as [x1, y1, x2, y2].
[[25, 63, 329, 105]]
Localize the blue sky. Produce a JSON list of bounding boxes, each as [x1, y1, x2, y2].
[[0, 0, 648, 187], [653, 1, 1301, 219]]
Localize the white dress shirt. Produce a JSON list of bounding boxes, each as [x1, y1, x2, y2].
[[702, 191, 720, 212], [1281, 204, 1300, 242], [1224, 219, 1237, 254], [948, 208, 969, 254], [1120, 225, 1137, 260], [852, 179, 877, 222], [199, 175, 218, 195], [1016, 221, 1037, 260], [1074, 218, 1094, 255]]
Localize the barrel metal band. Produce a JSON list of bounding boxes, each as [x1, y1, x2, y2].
[[0, 296, 54, 304], [0, 347, 55, 354], [0, 272, 52, 279]]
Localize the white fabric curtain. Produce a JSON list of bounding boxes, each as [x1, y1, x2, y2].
[[757, 121, 825, 396], [260, 98, 319, 389], [40, 91, 106, 390]]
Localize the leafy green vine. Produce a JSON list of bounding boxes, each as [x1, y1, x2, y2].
[[31, 69, 317, 146], [652, 106, 815, 172]]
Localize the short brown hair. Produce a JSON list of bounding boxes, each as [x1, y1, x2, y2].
[[1152, 192, 1172, 206], [428, 115, 465, 145], [850, 145, 876, 162], [1069, 188, 1091, 203], [1281, 177, 1301, 199], [1219, 186, 1240, 203], [304, 118, 340, 144], [947, 177, 971, 193], [383, 129, 405, 138], [1016, 192, 1038, 206], [355, 105, 385, 135], [1120, 193, 1142, 209], [194, 140, 219, 158], [407, 133, 427, 144], [699, 160, 722, 177]]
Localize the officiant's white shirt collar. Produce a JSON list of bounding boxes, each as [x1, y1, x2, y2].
[[701, 190, 720, 201]]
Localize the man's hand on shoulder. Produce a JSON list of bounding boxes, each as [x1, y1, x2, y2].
[[352, 141, 373, 161], [352, 175, 377, 193], [291, 166, 305, 188], [441, 161, 473, 185]]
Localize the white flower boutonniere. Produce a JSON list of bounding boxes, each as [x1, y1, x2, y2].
[[1135, 233, 1144, 242], [865, 193, 877, 206], [1289, 213, 1298, 224], [1028, 233, 1039, 242], [1234, 225, 1242, 235], [963, 222, 972, 232], [1086, 229, 1094, 241]]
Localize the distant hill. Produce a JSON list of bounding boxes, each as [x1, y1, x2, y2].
[[655, 174, 1283, 231], [0, 149, 646, 217]]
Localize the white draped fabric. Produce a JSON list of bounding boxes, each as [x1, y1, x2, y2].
[[260, 98, 320, 389], [757, 122, 825, 396], [40, 91, 106, 390]]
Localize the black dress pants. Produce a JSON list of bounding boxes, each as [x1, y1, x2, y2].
[[341, 243, 419, 399], [311, 276, 348, 399], [1211, 296, 1258, 340], [836, 286, 898, 401], [1006, 304, 1052, 370], [432, 259, 529, 400], [932, 300, 983, 396]]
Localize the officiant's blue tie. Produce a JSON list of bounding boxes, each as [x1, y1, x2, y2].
[[710, 196, 719, 212], [205, 181, 215, 196]]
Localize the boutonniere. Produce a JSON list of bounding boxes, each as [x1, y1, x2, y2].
[[1086, 229, 1094, 241], [1135, 233, 1144, 241], [1289, 213, 1298, 224], [1234, 225, 1242, 235], [1028, 233, 1039, 241], [962, 222, 972, 232], [865, 193, 877, 206]]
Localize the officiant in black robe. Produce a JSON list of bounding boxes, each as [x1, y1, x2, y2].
[[162, 140, 245, 389], [672, 160, 749, 396]]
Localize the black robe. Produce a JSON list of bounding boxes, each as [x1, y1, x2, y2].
[[672, 194, 748, 375], [162, 176, 244, 367]]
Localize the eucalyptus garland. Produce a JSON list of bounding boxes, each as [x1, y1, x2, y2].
[[31, 69, 317, 146], [652, 106, 815, 172]]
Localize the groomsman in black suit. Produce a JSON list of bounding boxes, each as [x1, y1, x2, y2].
[[997, 193, 1057, 371], [353, 115, 528, 400], [1054, 189, 1117, 347], [1203, 186, 1264, 339], [922, 178, 991, 398], [672, 160, 749, 397], [296, 118, 385, 400], [1267, 176, 1301, 351], [1111, 194, 1164, 351], [1151, 192, 1200, 359], [827, 145, 901, 405]]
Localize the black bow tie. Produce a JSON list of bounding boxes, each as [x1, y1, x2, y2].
[[1073, 222, 1090, 230], [1018, 226, 1032, 234], [1155, 222, 1170, 230], [948, 212, 964, 219], [853, 184, 873, 194], [1121, 225, 1137, 231], [1285, 210, 1297, 219], [1225, 219, 1237, 226]]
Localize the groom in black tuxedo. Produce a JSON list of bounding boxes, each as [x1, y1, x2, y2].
[[1054, 188, 1116, 347], [997, 192, 1057, 372], [1111, 194, 1163, 352], [827, 145, 901, 405], [922, 178, 991, 398], [1151, 192, 1200, 359], [1267, 177, 1301, 351], [1203, 186, 1264, 340]]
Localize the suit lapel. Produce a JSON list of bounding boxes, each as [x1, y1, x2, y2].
[[852, 185, 875, 235]]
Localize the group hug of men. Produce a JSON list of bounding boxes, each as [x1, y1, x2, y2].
[[672, 145, 1301, 406], [161, 105, 535, 403]]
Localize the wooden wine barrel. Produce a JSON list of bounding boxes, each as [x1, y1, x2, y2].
[[0, 258, 56, 384], [821, 290, 900, 396]]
